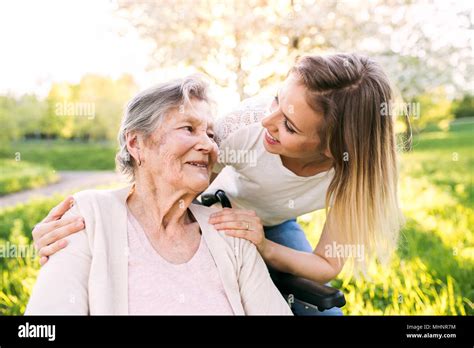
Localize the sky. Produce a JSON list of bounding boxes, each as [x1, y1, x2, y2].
[[0, 0, 156, 97]]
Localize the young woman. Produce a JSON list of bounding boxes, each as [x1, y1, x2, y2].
[[31, 53, 404, 315]]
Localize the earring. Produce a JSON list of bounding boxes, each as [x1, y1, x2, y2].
[[137, 152, 142, 166]]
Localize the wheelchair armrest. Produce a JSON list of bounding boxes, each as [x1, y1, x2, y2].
[[269, 269, 346, 311]]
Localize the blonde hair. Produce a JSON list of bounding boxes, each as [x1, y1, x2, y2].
[[291, 53, 404, 275]]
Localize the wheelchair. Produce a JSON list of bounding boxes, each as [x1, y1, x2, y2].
[[199, 189, 346, 315]]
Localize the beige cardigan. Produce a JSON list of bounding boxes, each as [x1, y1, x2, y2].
[[25, 186, 292, 315]]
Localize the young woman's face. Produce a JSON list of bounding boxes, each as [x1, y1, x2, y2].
[[261, 73, 327, 161]]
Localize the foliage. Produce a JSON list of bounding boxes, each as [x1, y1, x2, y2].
[[0, 159, 59, 196], [0, 74, 137, 143], [116, 0, 472, 100], [410, 87, 454, 133], [7, 140, 117, 171], [0, 196, 61, 314], [452, 95, 474, 119], [300, 122, 474, 315]]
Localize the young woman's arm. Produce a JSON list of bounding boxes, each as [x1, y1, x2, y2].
[[262, 220, 345, 283], [31, 196, 84, 265], [209, 209, 345, 284]]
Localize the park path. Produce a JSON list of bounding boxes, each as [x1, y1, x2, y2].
[[0, 171, 127, 208]]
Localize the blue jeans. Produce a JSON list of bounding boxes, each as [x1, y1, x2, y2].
[[264, 219, 343, 316]]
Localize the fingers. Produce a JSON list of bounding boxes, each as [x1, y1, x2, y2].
[[35, 216, 84, 251], [222, 228, 267, 253], [209, 208, 267, 252], [38, 239, 68, 258], [209, 209, 259, 225], [39, 256, 48, 266], [32, 215, 82, 246], [43, 196, 74, 223], [221, 229, 252, 241], [210, 207, 256, 217], [212, 220, 252, 231]]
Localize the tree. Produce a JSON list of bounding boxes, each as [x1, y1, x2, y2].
[[0, 96, 19, 155], [452, 95, 474, 119], [413, 87, 454, 131], [42, 74, 138, 141], [117, 0, 302, 99], [116, 0, 472, 104], [42, 82, 73, 139], [15, 95, 46, 139]]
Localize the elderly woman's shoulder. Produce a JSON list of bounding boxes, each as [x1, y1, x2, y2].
[[189, 203, 258, 257], [72, 186, 130, 210]]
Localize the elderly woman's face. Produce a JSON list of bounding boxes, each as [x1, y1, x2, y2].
[[140, 99, 218, 194]]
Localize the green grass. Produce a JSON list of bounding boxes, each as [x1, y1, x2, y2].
[[8, 140, 117, 170], [0, 124, 472, 315], [0, 159, 59, 195], [0, 195, 62, 314], [301, 122, 474, 315], [0, 140, 116, 195]]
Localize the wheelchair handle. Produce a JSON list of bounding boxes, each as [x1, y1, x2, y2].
[[201, 189, 232, 208]]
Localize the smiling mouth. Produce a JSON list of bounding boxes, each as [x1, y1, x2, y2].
[[185, 161, 209, 169], [264, 129, 280, 144]]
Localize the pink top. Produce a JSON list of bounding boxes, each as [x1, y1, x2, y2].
[[127, 210, 234, 315]]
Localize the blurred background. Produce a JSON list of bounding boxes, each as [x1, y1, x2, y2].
[[0, 0, 472, 315]]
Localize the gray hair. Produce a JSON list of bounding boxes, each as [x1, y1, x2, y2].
[[116, 74, 211, 180]]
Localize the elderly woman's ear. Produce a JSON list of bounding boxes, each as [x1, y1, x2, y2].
[[125, 132, 143, 167]]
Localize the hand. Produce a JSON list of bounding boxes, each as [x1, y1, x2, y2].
[[208, 208, 267, 254], [32, 196, 84, 266]]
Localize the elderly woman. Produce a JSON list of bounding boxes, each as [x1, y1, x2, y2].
[[25, 76, 292, 315]]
